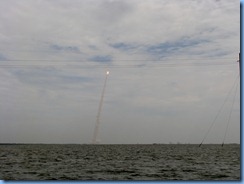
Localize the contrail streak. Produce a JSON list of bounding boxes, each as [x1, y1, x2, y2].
[[92, 71, 109, 144]]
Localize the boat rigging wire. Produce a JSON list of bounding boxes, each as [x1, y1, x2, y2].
[[0, 61, 235, 69], [199, 74, 239, 147], [221, 78, 239, 147]]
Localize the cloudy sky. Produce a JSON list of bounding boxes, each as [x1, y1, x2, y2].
[[0, 0, 240, 144]]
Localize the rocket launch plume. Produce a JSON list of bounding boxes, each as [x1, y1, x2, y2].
[[92, 71, 109, 144]]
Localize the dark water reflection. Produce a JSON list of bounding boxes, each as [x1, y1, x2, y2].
[[0, 144, 240, 180]]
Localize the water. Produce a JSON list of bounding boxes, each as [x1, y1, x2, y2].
[[0, 144, 240, 180]]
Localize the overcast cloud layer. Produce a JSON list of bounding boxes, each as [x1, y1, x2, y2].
[[0, 0, 240, 144]]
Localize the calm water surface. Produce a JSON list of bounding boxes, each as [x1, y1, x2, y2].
[[0, 144, 240, 180]]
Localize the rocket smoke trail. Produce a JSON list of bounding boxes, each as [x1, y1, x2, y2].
[[92, 71, 109, 144]]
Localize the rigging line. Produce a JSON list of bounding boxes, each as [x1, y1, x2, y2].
[[0, 58, 234, 62], [0, 62, 233, 66], [0, 64, 234, 69], [199, 74, 239, 147], [221, 78, 239, 147], [0, 62, 235, 68], [0, 61, 234, 66]]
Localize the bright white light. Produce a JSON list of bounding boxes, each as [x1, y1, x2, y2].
[[106, 71, 109, 75]]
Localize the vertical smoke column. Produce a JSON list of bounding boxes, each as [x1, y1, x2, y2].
[[92, 71, 109, 144]]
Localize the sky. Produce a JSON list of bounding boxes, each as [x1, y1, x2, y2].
[[0, 0, 240, 144]]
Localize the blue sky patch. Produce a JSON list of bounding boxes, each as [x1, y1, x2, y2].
[[12, 69, 92, 89], [60, 75, 93, 83], [50, 44, 81, 53], [89, 55, 112, 63], [110, 42, 136, 51], [0, 53, 8, 61], [146, 38, 209, 57]]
